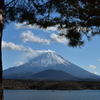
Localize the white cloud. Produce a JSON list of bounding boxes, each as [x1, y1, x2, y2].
[[15, 23, 68, 45], [2, 41, 25, 51], [88, 65, 96, 69], [15, 22, 39, 29], [46, 26, 57, 32], [20, 31, 50, 45], [2, 41, 35, 53], [2, 41, 55, 61], [92, 71, 98, 75], [98, 59, 100, 61], [2, 40, 55, 54], [20, 31, 69, 45], [2, 41, 59, 65], [50, 33, 68, 44], [20, 31, 68, 45], [15, 61, 24, 66], [15, 22, 57, 32]]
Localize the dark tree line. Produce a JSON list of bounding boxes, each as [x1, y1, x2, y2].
[[0, 0, 100, 99], [3, 79, 100, 90]]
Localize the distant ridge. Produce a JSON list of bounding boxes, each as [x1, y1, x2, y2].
[[3, 51, 100, 80]]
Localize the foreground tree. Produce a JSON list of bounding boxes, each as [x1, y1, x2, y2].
[[0, 0, 4, 99], [0, 0, 100, 99]]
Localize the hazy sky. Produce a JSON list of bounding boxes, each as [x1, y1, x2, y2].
[[2, 22, 100, 75]]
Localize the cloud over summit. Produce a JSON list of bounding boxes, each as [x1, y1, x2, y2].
[[2, 41, 56, 61]]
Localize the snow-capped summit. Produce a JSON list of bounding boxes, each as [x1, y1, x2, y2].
[[3, 51, 100, 80], [26, 51, 70, 67]]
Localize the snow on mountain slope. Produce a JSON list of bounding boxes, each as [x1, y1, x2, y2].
[[25, 51, 70, 67], [3, 51, 100, 80]]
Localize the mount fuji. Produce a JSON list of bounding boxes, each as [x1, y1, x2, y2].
[[3, 51, 100, 80]]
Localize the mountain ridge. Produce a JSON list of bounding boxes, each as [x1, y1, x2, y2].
[[3, 51, 100, 80], [3, 69, 80, 80]]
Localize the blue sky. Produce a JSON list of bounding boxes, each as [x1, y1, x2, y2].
[[2, 22, 100, 75]]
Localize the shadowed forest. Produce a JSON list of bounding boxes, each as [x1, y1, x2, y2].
[[3, 80, 100, 90]]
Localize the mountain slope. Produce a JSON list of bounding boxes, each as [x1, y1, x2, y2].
[[3, 51, 100, 80], [3, 69, 80, 80], [32, 69, 80, 80]]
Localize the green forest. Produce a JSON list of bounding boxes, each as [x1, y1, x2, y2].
[[3, 80, 100, 90]]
